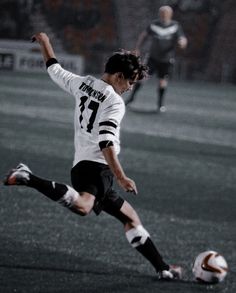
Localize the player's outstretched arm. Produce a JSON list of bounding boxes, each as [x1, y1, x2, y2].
[[31, 32, 56, 63], [32, 32, 80, 96], [102, 146, 138, 195]]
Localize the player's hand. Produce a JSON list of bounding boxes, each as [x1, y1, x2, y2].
[[31, 32, 49, 44], [117, 176, 138, 195], [178, 37, 187, 49]]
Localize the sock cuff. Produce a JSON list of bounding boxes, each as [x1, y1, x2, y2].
[[58, 185, 79, 207], [126, 225, 150, 248]]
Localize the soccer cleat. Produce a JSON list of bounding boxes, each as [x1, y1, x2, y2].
[[3, 163, 32, 186], [158, 265, 183, 280]]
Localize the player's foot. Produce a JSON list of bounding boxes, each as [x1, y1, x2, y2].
[[159, 106, 166, 113], [158, 265, 183, 280], [3, 163, 32, 186]]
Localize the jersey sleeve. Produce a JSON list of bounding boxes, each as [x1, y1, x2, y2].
[[98, 100, 125, 147], [47, 62, 82, 96]]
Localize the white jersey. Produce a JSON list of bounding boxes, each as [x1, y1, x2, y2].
[[47, 63, 125, 166]]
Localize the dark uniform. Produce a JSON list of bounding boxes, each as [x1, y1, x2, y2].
[[126, 18, 186, 111], [146, 19, 185, 78]]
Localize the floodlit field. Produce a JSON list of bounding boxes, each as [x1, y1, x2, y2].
[[0, 71, 235, 293]]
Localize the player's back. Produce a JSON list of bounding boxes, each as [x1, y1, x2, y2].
[[47, 63, 125, 166], [73, 75, 125, 166]]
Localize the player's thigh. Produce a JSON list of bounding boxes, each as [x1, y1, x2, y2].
[[71, 161, 99, 196]]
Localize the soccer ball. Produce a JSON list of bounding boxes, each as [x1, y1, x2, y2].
[[192, 251, 228, 283]]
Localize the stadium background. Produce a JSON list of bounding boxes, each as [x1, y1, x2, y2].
[[0, 1, 236, 293], [1, 0, 236, 82]]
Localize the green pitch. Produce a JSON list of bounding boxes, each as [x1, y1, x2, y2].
[[0, 71, 235, 292]]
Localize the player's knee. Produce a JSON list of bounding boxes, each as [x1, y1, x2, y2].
[[69, 205, 92, 216], [72, 195, 95, 216], [159, 79, 167, 87], [57, 186, 94, 216], [125, 225, 150, 248]]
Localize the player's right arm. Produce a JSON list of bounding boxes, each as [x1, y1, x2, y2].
[[135, 30, 149, 55], [32, 32, 80, 96]]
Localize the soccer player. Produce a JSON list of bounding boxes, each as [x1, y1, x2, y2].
[[3, 32, 182, 280], [125, 5, 187, 112]]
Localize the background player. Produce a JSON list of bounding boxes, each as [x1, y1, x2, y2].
[[4, 32, 182, 280], [126, 5, 188, 112]]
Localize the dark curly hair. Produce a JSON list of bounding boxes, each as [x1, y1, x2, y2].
[[104, 50, 148, 81]]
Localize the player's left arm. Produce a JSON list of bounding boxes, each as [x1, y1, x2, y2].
[[32, 32, 80, 96], [135, 30, 149, 55], [176, 24, 188, 49], [102, 146, 137, 194], [98, 100, 137, 194], [32, 32, 56, 63]]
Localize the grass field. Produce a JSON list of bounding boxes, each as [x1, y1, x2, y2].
[[0, 71, 235, 293]]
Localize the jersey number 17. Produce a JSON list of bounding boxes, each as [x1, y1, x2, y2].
[[79, 96, 99, 133]]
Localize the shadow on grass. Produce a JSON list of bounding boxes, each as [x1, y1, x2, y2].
[[126, 106, 158, 115], [0, 236, 207, 293]]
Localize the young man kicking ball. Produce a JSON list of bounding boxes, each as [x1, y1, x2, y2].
[[4, 32, 182, 280]]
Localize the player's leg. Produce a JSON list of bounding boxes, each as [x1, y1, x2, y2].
[[125, 82, 142, 105], [125, 57, 153, 106], [158, 77, 168, 112], [103, 195, 182, 279], [3, 163, 95, 216], [156, 61, 171, 112], [121, 200, 170, 272]]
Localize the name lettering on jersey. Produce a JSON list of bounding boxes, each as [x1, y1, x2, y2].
[[150, 24, 178, 37], [79, 82, 107, 102]]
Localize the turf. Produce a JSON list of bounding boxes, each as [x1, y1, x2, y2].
[[0, 71, 235, 292]]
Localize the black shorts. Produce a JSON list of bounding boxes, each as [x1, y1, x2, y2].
[[147, 58, 173, 79], [71, 160, 124, 215]]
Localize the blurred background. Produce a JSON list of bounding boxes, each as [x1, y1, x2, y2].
[[0, 0, 236, 83]]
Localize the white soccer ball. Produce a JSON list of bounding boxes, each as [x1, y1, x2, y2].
[[192, 251, 228, 283]]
